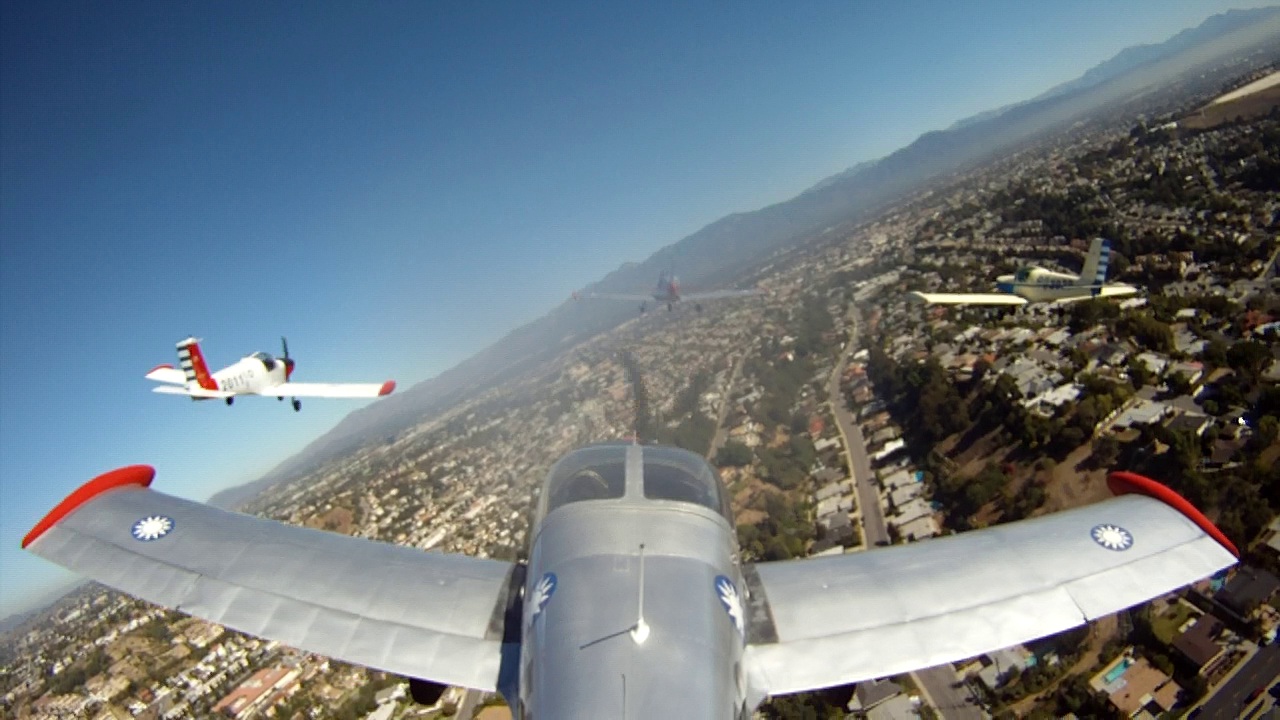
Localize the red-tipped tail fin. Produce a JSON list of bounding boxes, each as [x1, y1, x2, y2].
[[176, 337, 218, 390]]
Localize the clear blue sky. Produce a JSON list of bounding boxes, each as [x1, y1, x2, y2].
[[0, 1, 1260, 615]]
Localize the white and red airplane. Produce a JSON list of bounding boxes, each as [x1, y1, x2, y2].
[[145, 336, 395, 411]]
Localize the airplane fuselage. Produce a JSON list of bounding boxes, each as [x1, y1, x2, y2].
[[518, 445, 749, 716], [996, 267, 1111, 303], [212, 355, 290, 394], [912, 238, 1137, 306], [652, 278, 681, 303]]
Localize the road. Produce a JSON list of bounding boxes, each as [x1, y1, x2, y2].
[[1193, 642, 1280, 719], [913, 666, 986, 720], [827, 311, 982, 719], [707, 345, 751, 459], [825, 314, 888, 547]]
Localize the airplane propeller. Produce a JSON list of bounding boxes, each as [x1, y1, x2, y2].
[[281, 336, 300, 412], [281, 337, 296, 377]]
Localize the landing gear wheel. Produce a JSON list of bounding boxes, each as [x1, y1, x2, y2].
[[667, 303, 673, 312], [292, 399, 302, 412], [277, 396, 284, 401], [225, 397, 234, 406]]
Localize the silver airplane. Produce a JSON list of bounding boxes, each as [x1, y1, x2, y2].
[[23, 443, 1237, 716]]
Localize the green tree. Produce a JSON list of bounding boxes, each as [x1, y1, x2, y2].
[[716, 441, 753, 468], [1126, 358, 1151, 389], [1251, 415, 1278, 451], [1228, 340, 1271, 380], [1093, 436, 1120, 468], [1201, 339, 1229, 367], [1117, 314, 1174, 353]]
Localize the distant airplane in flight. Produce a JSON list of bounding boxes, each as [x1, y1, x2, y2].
[[576, 269, 765, 312], [145, 336, 395, 411], [23, 443, 1236, 715], [911, 238, 1139, 306]]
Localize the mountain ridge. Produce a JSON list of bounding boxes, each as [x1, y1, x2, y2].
[[210, 6, 1280, 510]]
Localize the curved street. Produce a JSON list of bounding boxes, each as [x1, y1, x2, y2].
[[828, 309, 984, 720], [826, 314, 888, 548]]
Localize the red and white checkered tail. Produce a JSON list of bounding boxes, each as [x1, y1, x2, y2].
[[176, 337, 218, 390]]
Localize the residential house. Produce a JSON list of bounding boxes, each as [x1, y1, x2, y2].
[[1215, 567, 1280, 619], [1166, 413, 1212, 438], [977, 646, 1035, 690], [849, 679, 904, 713], [1172, 615, 1230, 677], [1168, 361, 1204, 386], [1089, 653, 1182, 718]]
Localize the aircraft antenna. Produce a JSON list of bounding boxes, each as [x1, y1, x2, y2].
[[630, 543, 650, 645]]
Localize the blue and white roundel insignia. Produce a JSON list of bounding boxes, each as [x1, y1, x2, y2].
[[715, 575, 745, 640], [1091, 524, 1133, 551], [528, 572, 557, 622], [131, 515, 174, 542]]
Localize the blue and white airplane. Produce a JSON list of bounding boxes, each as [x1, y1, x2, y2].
[[912, 238, 1139, 306]]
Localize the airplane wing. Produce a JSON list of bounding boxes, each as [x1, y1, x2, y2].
[[583, 292, 656, 302], [22, 466, 518, 692], [144, 365, 186, 385], [743, 472, 1237, 697], [1048, 285, 1141, 306], [152, 385, 234, 399], [256, 381, 396, 398], [909, 291, 1027, 306], [679, 288, 766, 301], [1095, 284, 1139, 298]]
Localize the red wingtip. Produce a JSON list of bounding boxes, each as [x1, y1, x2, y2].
[[22, 465, 156, 549], [378, 380, 396, 396], [146, 364, 174, 375], [1107, 470, 1239, 557]]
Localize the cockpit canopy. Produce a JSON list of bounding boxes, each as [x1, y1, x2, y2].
[[250, 351, 277, 371], [1014, 267, 1033, 282], [538, 443, 730, 522]]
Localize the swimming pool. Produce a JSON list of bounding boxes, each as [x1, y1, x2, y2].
[[1103, 657, 1133, 685]]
